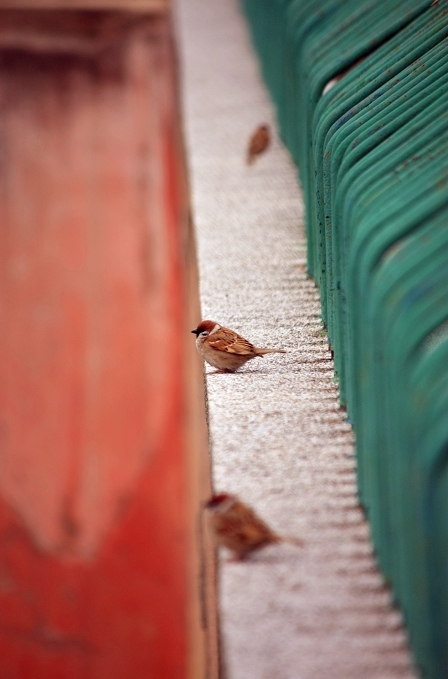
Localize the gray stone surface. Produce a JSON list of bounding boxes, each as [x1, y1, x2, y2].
[[175, 0, 418, 677]]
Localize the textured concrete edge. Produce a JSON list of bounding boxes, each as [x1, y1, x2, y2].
[[173, 0, 418, 677]]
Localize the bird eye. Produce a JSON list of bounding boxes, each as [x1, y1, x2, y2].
[[200, 331, 209, 337]]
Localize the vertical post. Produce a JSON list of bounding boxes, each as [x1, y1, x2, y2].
[[0, 9, 218, 678]]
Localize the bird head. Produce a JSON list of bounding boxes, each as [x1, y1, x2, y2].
[[204, 493, 235, 512], [191, 320, 220, 338]]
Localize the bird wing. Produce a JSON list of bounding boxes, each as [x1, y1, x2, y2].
[[249, 128, 269, 156], [215, 503, 278, 549], [207, 327, 256, 355]]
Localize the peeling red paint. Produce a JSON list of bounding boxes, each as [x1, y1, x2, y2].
[[0, 11, 196, 677]]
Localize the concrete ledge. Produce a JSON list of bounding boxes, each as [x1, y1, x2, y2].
[[176, 0, 418, 677]]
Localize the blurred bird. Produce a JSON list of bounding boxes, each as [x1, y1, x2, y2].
[[205, 493, 302, 560], [191, 320, 286, 372], [246, 124, 270, 164]]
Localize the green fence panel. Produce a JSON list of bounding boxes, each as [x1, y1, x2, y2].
[[242, 0, 448, 676]]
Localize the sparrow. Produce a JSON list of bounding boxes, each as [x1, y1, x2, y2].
[[204, 493, 302, 560], [191, 320, 286, 372], [246, 124, 270, 164]]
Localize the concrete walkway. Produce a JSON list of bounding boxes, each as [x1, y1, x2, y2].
[[175, 1, 418, 677]]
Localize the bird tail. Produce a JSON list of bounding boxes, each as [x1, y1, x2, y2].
[[255, 348, 287, 355]]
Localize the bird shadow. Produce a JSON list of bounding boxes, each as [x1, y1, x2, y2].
[[206, 367, 268, 376], [225, 549, 301, 565]]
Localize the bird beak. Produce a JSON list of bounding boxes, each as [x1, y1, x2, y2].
[[191, 329, 199, 335]]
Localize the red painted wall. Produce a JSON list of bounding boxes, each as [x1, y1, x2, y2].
[[0, 12, 215, 678]]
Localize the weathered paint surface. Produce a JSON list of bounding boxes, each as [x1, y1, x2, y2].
[[0, 12, 214, 678]]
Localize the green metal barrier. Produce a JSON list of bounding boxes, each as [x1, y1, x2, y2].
[[242, 1, 448, 677]]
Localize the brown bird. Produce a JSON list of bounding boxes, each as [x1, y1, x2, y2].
[[246, 124, 270, 164], [191, 320, 286, 373], [204, 493, 302, 561]]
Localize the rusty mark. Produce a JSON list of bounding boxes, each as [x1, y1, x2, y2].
[[61, 498, 80, 541], [0, 621, 98, 654]]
